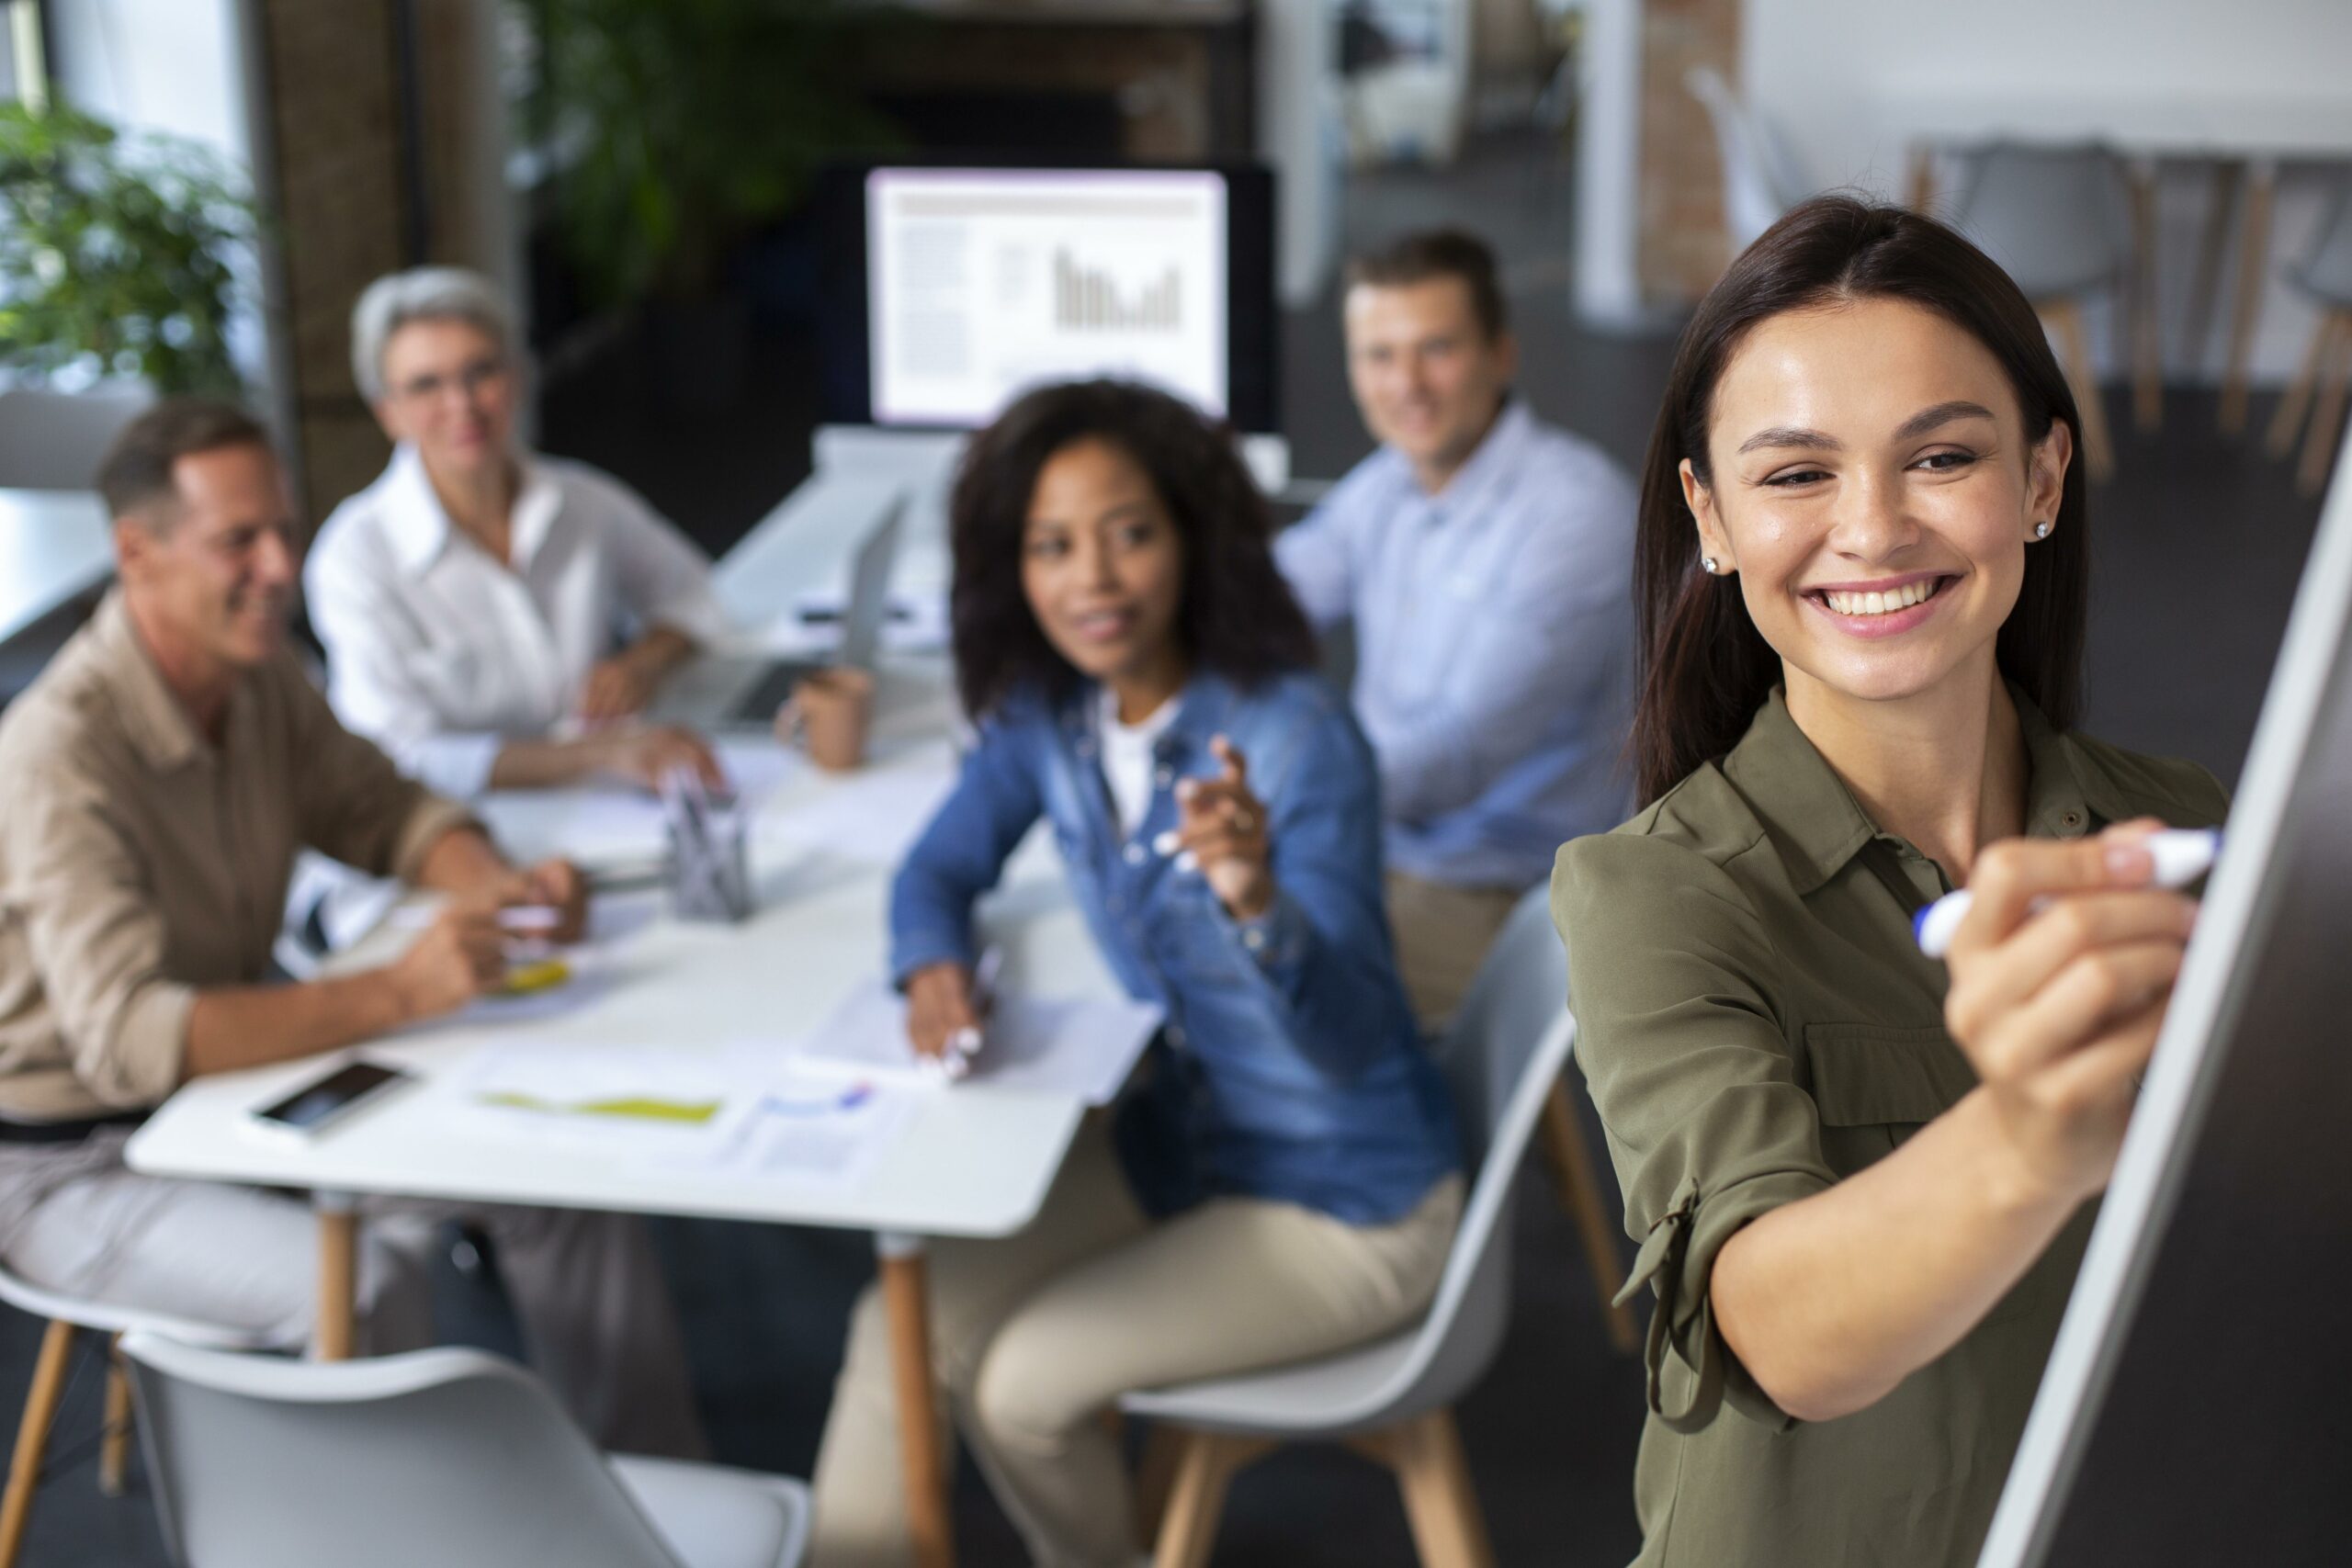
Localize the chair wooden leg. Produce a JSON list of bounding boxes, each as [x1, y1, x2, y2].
[[1150, 1431, 1270, 1568], [1539, 1083, 1636, 1355], [2127, 160, 2164, 433], [2267, 310, 2337, 457], [99, 1337, 130, 1498], [0, 1320, 76, 1568], [1133, 1422, 1184, 1545], [2047, 300, 2115, 482], [2183, 159, 2244, 378], [1905, 143, 1937, 214], [2219, 164, 2278, 435], [2296, 310, 2352, 496], [1388, 1410, 1496, 1568]]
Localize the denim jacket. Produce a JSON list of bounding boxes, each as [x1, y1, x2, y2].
[[890, 669, 1461, 1225]]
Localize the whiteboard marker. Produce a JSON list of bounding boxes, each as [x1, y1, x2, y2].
[[1914, 829, 2220, 960]]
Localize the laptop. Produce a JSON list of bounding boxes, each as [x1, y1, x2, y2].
[[659, 495, 906, 731]]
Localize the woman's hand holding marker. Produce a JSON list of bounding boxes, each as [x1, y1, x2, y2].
[[1939, 819, 2204, 1205], [1154, 735, 1274, 920]]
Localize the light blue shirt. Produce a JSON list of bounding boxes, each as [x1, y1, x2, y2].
[[1276, 400, 1638, 889]]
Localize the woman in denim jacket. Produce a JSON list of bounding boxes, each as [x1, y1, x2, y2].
[[809, 380, 1464, 1568]]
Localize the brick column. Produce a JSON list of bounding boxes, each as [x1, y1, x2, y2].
[[242, 0, 408, 521], [1636, 0, 1740, 305], [239, 0, 509, 522]]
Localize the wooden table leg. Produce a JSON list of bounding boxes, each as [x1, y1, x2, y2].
[[2127, 157, 2164, 432], [1540, 1083, 1638, 1356], [2219, 161, 2278, 435], [876, 1232, 954, 1568], [314, 1193, 358, 1362]]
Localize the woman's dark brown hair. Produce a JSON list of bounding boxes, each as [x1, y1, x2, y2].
[[948, 378, 1317, 718], [1632, 194, 2091, 804]]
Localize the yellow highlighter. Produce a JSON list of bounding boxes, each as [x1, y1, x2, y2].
[[499, 958, 572, 997]]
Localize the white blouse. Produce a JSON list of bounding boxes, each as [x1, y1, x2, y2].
[[1095, 685, 1179, 837], [305, 444, 731, 797]]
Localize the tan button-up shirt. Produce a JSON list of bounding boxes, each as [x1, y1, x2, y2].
[[0, 592, 471, 1121], [1553, 685, 2229, 1568]]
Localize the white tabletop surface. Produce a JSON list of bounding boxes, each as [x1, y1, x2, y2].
[[0, 489, 111, 644], [126, 663, 1121, 1240], [1874, 90, 2352, 160]]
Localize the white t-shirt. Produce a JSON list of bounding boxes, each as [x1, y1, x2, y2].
[[1095, 685, 1180, 836], [305, 444, 731, 797]]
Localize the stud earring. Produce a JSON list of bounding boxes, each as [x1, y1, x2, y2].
[[1701, 556, 1719, 574], [2032, 521, 2052, 539]]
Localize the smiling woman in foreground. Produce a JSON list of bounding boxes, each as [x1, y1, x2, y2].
[[1551, 196, 2229, 1566]]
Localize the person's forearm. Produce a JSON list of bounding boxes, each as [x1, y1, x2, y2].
[[628, 625, 698, 673], [413, 824, 513, 897], [183, 970, 418, 1078], [485, 736, 609, 791], [1712, 1087, 2082, 1421]]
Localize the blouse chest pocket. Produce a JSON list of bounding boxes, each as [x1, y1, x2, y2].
[[1804, 1022, 1977, 1166]]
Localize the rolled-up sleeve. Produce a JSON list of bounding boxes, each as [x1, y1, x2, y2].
[[5, 762, 195, 1108], [282, 667, 478, 883], [1553, 830, 1835, 1433]]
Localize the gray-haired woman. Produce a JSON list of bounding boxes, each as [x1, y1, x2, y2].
[[307, 265, 728, 797]]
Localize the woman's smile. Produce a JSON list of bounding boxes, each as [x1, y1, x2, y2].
[[1798, 570, 1962, 639]]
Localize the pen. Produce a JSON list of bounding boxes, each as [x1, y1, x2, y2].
[[585, 859, 668, 896], [391, 904, 563, 934], [943, 946, 1004, 1073], [1914, 829, 2219, 959]]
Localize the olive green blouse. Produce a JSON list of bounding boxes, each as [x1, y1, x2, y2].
[[1552, 687, 2228, 1568]]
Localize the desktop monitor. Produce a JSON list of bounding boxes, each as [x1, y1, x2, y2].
[[818, 160, 1279, 434]]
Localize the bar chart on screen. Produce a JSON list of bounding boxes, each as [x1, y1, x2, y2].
[[867, 166, 1227, 424], [1054, 254, 1183, 333]]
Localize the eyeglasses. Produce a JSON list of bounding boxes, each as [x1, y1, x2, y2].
[[390, 356, 510, 404]]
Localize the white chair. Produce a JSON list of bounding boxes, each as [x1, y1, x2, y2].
[[1683, 65, 1810, 259], [0, 386, 153, 491], [2265, 187, 2352, 494], [0, 1262, 270, 1568], [121, 1333, 810, 1568], [1951, 143, 2136, 480], [1123, 886, 1589, 1568]]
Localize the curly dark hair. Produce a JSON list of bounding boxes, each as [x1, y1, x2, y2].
[[948, 378, 1317, 718]]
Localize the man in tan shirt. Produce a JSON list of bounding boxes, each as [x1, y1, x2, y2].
[[0, 400, 702, 1455]]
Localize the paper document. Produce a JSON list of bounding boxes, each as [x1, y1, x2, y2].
[[727, 1072, 919, 1191], [789, 981, 1161, 1104], [440, 1039, 917, 1188], [447, 1039, 763, 1149]]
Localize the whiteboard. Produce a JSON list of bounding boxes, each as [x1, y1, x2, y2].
[[1980, 427, 2352, 1565]]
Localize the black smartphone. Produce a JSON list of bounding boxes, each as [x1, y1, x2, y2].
[[250, 1059, 413, 1137]]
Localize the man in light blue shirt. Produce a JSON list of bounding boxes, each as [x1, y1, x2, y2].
[[1277, 229, 1637, 1029]]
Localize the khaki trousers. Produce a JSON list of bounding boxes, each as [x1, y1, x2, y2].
[[0, 1132, 707, 1458], [1384, 869, 1524, 1035], [808, 1119, 1462, 1568]]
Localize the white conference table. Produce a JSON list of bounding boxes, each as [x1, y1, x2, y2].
[[1879, 90, 2352, 434], [0, 489, 111, 647], [127, 660, 1118, 1568]]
